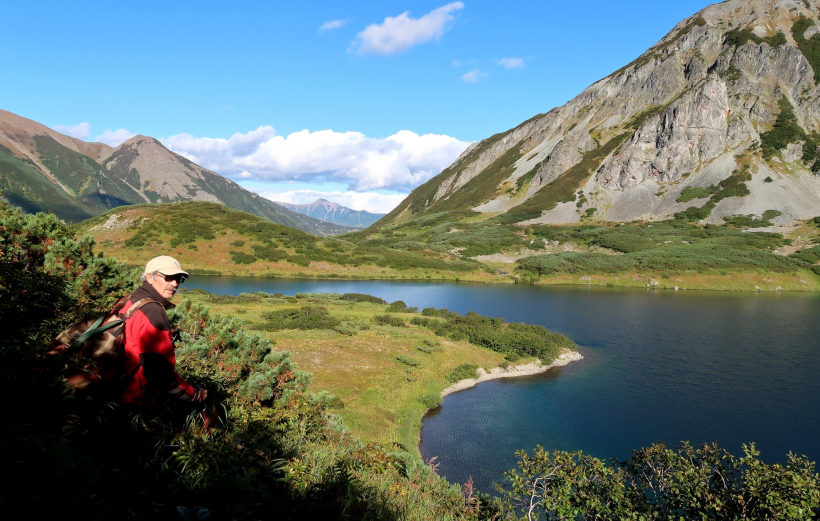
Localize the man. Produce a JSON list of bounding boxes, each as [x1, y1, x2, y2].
[[119, 255, 207, 407]]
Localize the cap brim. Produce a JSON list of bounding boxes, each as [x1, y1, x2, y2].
[[158, 268, 189, 277]]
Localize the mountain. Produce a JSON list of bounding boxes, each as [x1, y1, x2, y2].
[[273, 198, 385, 228], [378, 0, 820, 229], [0, 110, 353, 236]]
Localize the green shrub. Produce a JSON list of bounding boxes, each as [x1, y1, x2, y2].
[[417, 393, 442, 409], [252, 243, 287, 262], [229, 250, 257, 264], [790, 245, 820, 265], [499, 442, 820, 519], [447, 364, 479, 383], [230, 239, 246, 247], [793, 16, 820, 83], [677, 185, 718, 202], [431, 311, 573, 361], [340, 293, 387, 304], [724, 27, 786, 48], [386, 300, 419, 313], [422, 307, 457, 318], [256, 305, 340, 331], [396, 355, 421, 367], [410, 316, 436, 327], [760, 96, 818, 163], [373, 314, 406, 327], [417, 344, 442, 354]]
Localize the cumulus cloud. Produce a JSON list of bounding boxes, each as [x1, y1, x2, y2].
[[261, 189, 407, 214], [163, 127, 471, 192], [96, 129, 136, 147], [319, 19, 349, 33], [53, 122, 91, 140], [461, 69, 486, 83], [352, 2, 464, 55], [498, 57, 525, 69]]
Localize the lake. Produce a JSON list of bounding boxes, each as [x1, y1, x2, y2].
[[188, 276, 820, 492]]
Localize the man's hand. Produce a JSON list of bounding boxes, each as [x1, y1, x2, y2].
[[193, 387, 208, 402]]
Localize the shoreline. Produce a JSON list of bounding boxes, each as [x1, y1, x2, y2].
[[439, 349, 585, 398], [183, 272, 820, 293]]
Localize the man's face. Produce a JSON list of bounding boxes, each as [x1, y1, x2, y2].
[[148, 272, 184, 299]]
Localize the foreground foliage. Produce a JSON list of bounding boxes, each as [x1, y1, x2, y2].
[[0, 202, 487, 519], [500, 442, 820, 520], [4, 201, 820, 519]]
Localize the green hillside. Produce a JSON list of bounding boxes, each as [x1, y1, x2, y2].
[[76, 202, 495, 282]]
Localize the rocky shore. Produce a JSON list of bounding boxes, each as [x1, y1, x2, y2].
[[440, 349, 584, 398]]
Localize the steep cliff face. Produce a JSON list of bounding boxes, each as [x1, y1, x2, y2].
[[380, 0, 820, 228], [0, 110, 352, 235]]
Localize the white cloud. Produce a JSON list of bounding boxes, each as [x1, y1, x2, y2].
[[319, 19, 349, 33], [96, 129, 136, 146], [461, 69, 486, 83], [451, 59, 461, 67], [498, 57, 525, 69], [53, 122, 91, 140], [261, 189, 407, 214], [352, 2, 464, 55], [163, 127, 471, 192]]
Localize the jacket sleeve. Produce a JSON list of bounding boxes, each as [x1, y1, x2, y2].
[[132, 310, 196, 400]]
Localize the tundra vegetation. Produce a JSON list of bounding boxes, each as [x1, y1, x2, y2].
[[79, 200, 820, 291], [3, 201, 820, 519]]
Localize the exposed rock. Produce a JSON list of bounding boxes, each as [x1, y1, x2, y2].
[[381, 0, 820, 227]]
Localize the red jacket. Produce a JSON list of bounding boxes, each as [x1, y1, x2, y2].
[[119, 282, 195, 407]]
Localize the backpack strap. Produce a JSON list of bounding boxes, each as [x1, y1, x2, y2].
[[123, 298, 158, 319]]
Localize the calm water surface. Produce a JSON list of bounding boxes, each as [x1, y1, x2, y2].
[[189, 277, 820, 492]]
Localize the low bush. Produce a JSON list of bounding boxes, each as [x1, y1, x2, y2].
[[340, 293, 387, 304], [256, 305, 340, 331], [677, 185, 718, 202], [499, 442, 820, 519], [373, 314, 406, 327], [386, 300, 419, 313], [790, 245, 820, 265], [447, 364, 479, 383], [229, 250, 256, 264], [417, 344, 442, 354], [431, 311, 573, 361], [417, 393, 443, 409], [396, 355, 421, 367]]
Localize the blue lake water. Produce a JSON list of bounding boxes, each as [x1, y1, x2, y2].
[[188, 276, 820, 492]]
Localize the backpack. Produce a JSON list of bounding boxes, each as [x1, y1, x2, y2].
[[47, 296, 157, 389]]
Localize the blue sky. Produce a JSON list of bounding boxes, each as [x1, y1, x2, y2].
[[2, 0, 716, 212]]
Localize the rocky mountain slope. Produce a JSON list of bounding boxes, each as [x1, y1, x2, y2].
[[0, 110, 352, 235], [273, 198, 385, 228], [379, 0, 820, 229]]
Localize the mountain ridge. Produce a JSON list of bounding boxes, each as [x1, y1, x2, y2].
[[273, 198, 385, 228], [377, 0, 820, 230], [0, 110, 353, 236]]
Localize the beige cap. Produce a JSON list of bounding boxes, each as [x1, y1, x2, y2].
[[145, 256, 189, 277]]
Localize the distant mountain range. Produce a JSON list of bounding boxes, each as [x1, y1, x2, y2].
[[379, 0, 820, 229], [0, 110, 353, 236], [273, 198, 385, 228]]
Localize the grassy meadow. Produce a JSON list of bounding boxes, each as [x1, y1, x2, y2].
[[180, 289, 576, 453]]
